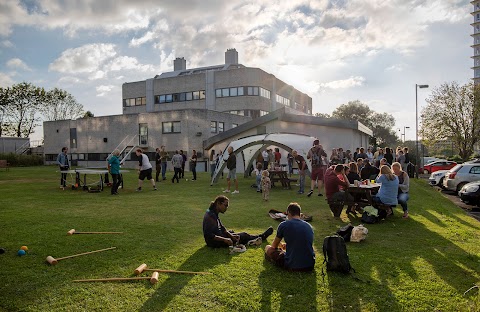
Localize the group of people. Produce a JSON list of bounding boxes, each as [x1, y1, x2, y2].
[[203, 196, 315, 272]]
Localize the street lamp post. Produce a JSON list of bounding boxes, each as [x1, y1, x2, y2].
[[416, 84, 429, 178], [403, 126, 410, 142]]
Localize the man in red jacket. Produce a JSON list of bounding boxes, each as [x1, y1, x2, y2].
[[324, 165, 353, 217]]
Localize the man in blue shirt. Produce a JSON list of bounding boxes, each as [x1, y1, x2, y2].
[[264, 203, 315, 272], [56, 147, 69, 189]]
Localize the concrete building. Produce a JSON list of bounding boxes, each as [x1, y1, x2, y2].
[[43, 48, 371, 170], [472, 0, 480, 84]]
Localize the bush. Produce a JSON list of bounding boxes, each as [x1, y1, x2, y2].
[[0, 153, 44, 166], [447, 154, 463, 162]]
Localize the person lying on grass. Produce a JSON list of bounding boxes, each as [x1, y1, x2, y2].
[[202, 195, 273, 248], [264, 202, 315, 272]]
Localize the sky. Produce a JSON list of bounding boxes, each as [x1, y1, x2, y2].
[[0, 0, 473, 142]]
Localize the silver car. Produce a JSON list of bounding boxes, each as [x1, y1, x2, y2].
[[443, 160, 480, 192], [429, 170, 448, 188]]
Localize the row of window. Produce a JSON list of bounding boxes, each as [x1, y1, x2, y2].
[[211, 121, 224, 133], [124, 97, 147, 107], [155, 90, 206, 104], [227, 110, 268, 118], [215, 86, 271, 99], [276, 94, 290, 107]]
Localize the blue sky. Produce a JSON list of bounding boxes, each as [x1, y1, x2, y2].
[[0, 0, 473, 141]]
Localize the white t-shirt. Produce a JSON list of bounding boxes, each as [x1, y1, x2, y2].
[[139, 154, 152, 171]]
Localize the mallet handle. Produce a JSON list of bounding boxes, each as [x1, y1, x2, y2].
[[75, 232, 123, 234], [74, 272, 159, 285], [57, 247, 116, 261], [145, 268, 212, 275]]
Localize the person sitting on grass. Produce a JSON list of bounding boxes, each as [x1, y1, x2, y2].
[[264, 202, 315, 272], [203, 195, 273, 248]]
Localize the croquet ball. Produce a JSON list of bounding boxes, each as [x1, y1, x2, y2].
[[17, 250, 26, 256], [20, 246, 28, 251], [186, 179, 188, 181], [0, 248, 5, 254]]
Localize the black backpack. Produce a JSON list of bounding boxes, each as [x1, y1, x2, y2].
[[322, 235, 354, 273], [336, 224, 354, 242]]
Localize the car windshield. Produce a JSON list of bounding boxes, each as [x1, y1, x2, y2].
[[450, 164, 462, 172]]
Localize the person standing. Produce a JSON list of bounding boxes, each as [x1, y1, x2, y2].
[[223, 146, 239, 194], [287, 152, 294, 176], [274, 148, 281, 167], [292, 150, 306, 194], [160, 146, 169, 181], [306, 139, 327, 197], [56, 147, 70, 189], [261, 170, 271, 201], [384, 147, 394, 165], [171, 150, 183, 183], [180, 150, 187, 178], [264, 202, 315, 272], [254, 162, 263, 192], [190, 149, 198, 180], [108, 149, 121, 195], [203, 195, 273, 248], [135, 149, 157, 191], [262, 149, 269, 170], [392, 162, 410, 219], [155, 147, 161, 182], [210, 149, 216, 178], [268, 149, 275, 170]]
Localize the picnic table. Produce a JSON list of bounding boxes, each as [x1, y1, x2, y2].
[[346, 183, 381, 207], [268, 170, 297, 189]]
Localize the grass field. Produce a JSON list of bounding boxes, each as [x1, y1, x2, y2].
[[0, 166, 479, 311]]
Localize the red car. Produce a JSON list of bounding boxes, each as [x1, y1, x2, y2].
[[421, 160, 457, 174]]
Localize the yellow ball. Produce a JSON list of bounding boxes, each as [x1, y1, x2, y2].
[[20, 246, 28, 251]]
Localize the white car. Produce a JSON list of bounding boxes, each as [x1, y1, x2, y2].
[[428, 170, 448, 188]]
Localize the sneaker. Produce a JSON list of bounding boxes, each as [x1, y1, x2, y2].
[[403, 212, 409, 219], [232, 190, 240, 194], [307, 190, 313, 197], [297, 191, 304, 194], [260, 226, 274, 240], [136, 187, 142, 192], [247, 237, 263, 246], [223, 189, 230, 193], [317, 193, 323, 197], [153, 186, 157, 191]]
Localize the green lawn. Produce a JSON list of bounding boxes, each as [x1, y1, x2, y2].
[[0, 166, 479, 311]]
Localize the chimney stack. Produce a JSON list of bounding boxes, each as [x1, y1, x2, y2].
[[225, 48, 238, 65], [174, 57, 186, 71]]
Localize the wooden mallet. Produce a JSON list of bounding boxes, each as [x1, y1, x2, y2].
[[134, 263, 212, 275], [74, 272, 159, 285], [46, 247, 116, 265], [67, 229, 123, 235]]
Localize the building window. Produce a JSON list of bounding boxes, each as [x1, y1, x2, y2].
[[139, 123, 148, 145], [193, 91, 200, 100], [123, 98, 136, 107], [136, 97, 146, 106], [186, 92, 193, 101], [219, 122, 224, 132], [162, 121, 181, 133], [247, 87, 259, 96], [237, 87, 244, 96], [232, 123, 238, 128], [260, 87, 271, 99], [200, 90, 206, 99], [276, 94, 290, 107], [70, 128, 77, 148], [215, 89, 222, 97], [230, 87, 237, 96], [211, 121, 217, 133], [222, 88, 229, 97]]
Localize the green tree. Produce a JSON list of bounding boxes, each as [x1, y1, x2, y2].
[[41, 88, 84, 121], [420, 82, 480, 161], [331, 100, 399, 146], [1, 82, 45, 138], [314, 112, 331, 118], [83, 111, 94, 118]]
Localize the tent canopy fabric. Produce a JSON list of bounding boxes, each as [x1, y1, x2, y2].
[[210, 133, 318, 185]]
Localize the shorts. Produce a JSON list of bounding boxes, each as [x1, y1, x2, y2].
[[311, 166, 325, 181], [139, 168, 153, 180], [227, 168, 237, 180]]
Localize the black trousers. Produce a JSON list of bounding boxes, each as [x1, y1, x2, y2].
[[206, 232, 258, 248], [59, 166, 68, 187], [190, 163, 196, 180], [172, 167, 181, 182], [111, 173, 121, 194]]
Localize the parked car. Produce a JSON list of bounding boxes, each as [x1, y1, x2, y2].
[[428, 170, 449, 188], [458, 181, 480, 206], [443, 160, 480, 192], [421, 160, 457, 174]]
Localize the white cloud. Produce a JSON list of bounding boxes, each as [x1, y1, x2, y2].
[[1, 40, 13, 48], [320, 76, 366, 89], [49, 43, 117, 74], [58, 76, 84, 84], [385, 64, 405, 72], [96, 85, 116, 97], [0, 72, 14, 86], [6, 58, 31, 71], [107, 56, 155, 72]]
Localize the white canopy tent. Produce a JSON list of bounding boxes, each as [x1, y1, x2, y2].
[[210, 133, 318, 185]]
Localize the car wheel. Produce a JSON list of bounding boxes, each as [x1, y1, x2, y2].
[[456, 182, 467, 193], [423, 169, 429, 174]]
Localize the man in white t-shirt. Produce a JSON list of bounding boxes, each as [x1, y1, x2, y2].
[[135, 149, 157, 191]]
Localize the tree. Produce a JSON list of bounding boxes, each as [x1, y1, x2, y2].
[[1, 82, 45, 138], [83, 111, 94, 118], [314, 112, 331, 118], [331, 100, 399, 146], [41, 88, 84, 121], [420, 82, 480, 161]]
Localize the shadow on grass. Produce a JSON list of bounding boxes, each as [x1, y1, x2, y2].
[[258, 260, 317, 311], [139, 246, 232, 311]]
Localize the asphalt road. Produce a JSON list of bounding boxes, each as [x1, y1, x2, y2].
[[430, 184, 480, 221]]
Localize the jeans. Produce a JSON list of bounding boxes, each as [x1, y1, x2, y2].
[[256, 174, 261, 191], [161, 162, 167, 179], [190, 163, 196, 180], [172, 167, 181, 182], [398, 192, 409, 212], [210, 164, 216, 178], [299, 174, 305, 193]]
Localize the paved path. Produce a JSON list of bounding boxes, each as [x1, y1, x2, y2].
[[431, 185, 480, 221]]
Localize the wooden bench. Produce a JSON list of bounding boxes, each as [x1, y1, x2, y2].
[[0, 160, 10, 171]]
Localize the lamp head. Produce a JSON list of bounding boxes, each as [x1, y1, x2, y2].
[[418, 84, 429, 88]]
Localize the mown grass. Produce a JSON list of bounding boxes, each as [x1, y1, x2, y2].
[[0, 166, 479, 311]]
